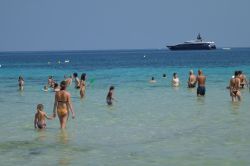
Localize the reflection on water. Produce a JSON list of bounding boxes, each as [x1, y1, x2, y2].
[[56, 129, 69, 144], [230, 101, 241, 114], [37, 130, 47, 142], [58, 156, 71, 166], [18, 90, 24, 96], [196, 96, 205, 105]]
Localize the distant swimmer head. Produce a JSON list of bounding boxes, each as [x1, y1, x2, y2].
[[162, 74, 166, 78], [81, 73, 86, 81], [234, 71, 239, 77], [73, 73, 78, 78], [173, 73, 177, 78], [109, 86, 115, 91], [198, 69, 203, 75], [60, 81, 67, 90], [37, 104, 44, 111], [54, 83, 59, 88], [18, 76, 24, 81], [189, 70, 194, 75]]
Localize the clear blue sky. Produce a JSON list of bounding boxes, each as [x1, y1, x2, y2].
[[0, 0, 249, 51]]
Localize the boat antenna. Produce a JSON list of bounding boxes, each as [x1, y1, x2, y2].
[[197, 33, 202, 41]]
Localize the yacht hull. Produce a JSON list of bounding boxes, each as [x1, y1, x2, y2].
[[167, 43, 216, 51]]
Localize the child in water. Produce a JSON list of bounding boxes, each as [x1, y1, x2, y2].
[[34, 104, 53, 129], [106, 86, 116, 105]]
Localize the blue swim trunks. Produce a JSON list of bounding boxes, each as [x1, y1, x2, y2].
[[197, 86, 206, 96]]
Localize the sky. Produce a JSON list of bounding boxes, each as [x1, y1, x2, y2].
[[0, 0, 250, 51]]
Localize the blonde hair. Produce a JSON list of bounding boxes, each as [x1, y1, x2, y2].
[[37, 104, 44, 111]]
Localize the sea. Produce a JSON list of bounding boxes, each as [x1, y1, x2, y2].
[[0, 48, 250, 166]]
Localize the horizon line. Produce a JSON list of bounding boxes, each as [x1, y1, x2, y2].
[[0, 47, 250, 53]]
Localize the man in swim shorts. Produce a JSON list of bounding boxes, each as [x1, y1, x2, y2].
[[197, 69, 206, 96]]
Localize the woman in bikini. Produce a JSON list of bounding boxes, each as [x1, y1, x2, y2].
[[53, 81, 75, 129], [80, 73, 86, 98], [229, 71, 241, 102], [106, 86, 115, 105]]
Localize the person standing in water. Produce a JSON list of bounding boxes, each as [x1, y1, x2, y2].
[[34, 104, 53, 129], [48, 76, 55, 88], [73, 73, 80, 89], [64, 75, 73, 87], [172, 73, 180, 87], [238, 70, 248, 89], [187, 70, 197, 88], [18, 76, 24, 91], [197, 69, 206, 96], [53, 81, 75, 129], [80, 73, 86, 98], [106, 86, 116, 105], [229, 71, 241, 102]]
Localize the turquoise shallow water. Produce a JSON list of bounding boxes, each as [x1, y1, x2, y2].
[[0, 49, 250, 165]]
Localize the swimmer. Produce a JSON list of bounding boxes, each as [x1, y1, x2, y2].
[[187, 70, 197, 88], [53, 81, 75, 129], [149, 77, 157, 83], [48, 76, 55, 88], [18, 76, 24, 91], [53, 83, 60, 92], [197, 69, 206, 96], [162, 73, 167, 78], [229, 71, 241, 102], [172, 73, 179, 87], [43, 85, 49, 92], [80, 73, 86, 98], [238, 70, 248, 89], [34, 104, 53, 129], [73, 73, 80, 89], [106, 86, 116, 105], [64, 75, 72, 86]]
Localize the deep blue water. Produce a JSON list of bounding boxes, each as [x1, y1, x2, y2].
[[1, 48, 250, 70]]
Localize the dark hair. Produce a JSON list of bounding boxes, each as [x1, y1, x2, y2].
[[60, 81, 67, 90], [81, 73, 86, 81], [234, 71, 239, 76], [238, 70, 242, 75], [163, 74, 166, 77], [54, 83, 58, 88], [18, 76, 24, 81], [37, 104, 44, 111], [151, 77, 155, 80], [109, 86, 114, 91], [73, 73, 78, 77], [173, 73, 177, 77]]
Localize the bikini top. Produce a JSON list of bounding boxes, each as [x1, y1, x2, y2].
[[57, 100, 68, 103]]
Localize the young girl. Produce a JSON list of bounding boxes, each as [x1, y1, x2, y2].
[[34, 104, 53, 129], [106, 86, 116, 105]]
